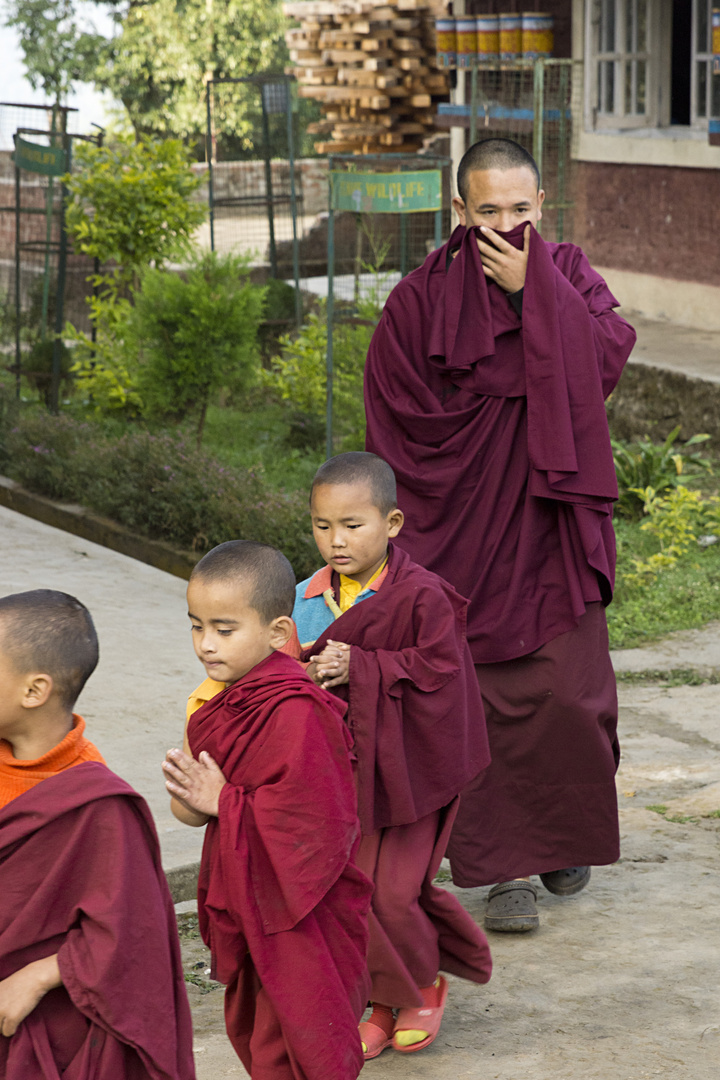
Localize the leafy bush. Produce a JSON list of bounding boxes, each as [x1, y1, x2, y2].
[[64, 135, 206, 285], [2, 409, 317, 578], [262, 296, 375, 452], [612, 426, 712, 517], [132, 253, 266, 441]]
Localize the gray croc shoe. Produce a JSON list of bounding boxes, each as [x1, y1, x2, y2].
[[540, 866, 591, 896], [485, 880, 539, 932]]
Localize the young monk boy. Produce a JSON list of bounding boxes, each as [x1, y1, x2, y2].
[[0, 589, 195, 1080], [162, 540, 372, 1080], [291, 451, 493, 1059]]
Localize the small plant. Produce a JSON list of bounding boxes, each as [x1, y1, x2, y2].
[[132, 253, 267, 444], [612, 427, 712, 518]]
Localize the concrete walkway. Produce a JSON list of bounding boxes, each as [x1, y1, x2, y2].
[[0, 504, 205, 871], [627, 314, 720, 384], [3, 500, 720, 1079]]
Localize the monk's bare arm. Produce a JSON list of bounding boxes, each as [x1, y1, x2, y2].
[[0, 954, 62, 1037]]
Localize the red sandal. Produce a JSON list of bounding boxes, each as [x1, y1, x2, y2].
[[391, 975, 448, 1054]]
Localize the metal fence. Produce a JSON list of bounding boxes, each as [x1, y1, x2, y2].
[[0, 102, 102, 408], [436, 58, 581, 242]]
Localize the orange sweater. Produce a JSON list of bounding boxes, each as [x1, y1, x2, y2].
[[0, 714, 105, 810]]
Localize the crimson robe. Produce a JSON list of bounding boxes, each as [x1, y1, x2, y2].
[[365, 222, 636, 663], [364, 223, 635, 884], [187, 651, 371, 1080], [0, 761, 195, 1080], [300, 545, 492, 1005], [299, 543, 490, 835]]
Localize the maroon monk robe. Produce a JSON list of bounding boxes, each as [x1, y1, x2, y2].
[[300, 544, 492, 1007], [188, 650, 372, 1080], [0, 761, 195, 1080], [364, 223, 635, 886], [365, 222, 636, 663]]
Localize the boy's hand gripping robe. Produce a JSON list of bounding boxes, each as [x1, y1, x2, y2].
[[0, 761, 195, 1080], [187, 651, 372, 1080]]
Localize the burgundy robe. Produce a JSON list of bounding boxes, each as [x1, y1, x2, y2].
[[364, 224, 635, 884], [188, 651, 371, 1080], [300, 543, 490, 835], [0, 761, 195, 1080], [300, 545, 492, 1005], [365, 222, 636, 663]]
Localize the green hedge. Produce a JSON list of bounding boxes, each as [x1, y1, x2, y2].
[[0, 408, 318, 581]]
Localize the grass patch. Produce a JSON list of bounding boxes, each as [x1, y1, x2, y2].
[[608, 517, 720, 649], [615, 668, 720, 686], [645, 804, 699, 824]]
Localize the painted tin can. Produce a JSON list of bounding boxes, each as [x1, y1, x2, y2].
[[499, 14, 522, 61], [521, 13, 554, 59], [456, 17, 478, 69], [476, 14, 499, 63], [713, 9, 720, 74], [435, 17, 456, 69]]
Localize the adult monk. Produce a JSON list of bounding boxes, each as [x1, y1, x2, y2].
[[364, 138, 636, 932]]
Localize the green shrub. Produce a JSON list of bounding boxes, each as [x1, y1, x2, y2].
[[132, 253, 266, 442], [64, 135, 206, 286], [3, 410, 318, 578], [612, 427, 712, 518], [262, 296, 373, 452]]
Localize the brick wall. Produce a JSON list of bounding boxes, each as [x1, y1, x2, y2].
[[573, 160, 720, 288], [191, 158, 329, 218]]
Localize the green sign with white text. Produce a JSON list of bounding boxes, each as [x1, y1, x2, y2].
[[331, 170, 442, 214], [13, 136, 68, 177]]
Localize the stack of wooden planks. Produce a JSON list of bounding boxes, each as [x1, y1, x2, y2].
[[283, 0, 449, 154]]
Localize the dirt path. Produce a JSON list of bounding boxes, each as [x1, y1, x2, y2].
[[183, 655, 720, 1079]]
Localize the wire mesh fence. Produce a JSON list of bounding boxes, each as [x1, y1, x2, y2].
[[324, 152, 453, 306], [437, 58, 581, 242], [0, 102, 102, 405]]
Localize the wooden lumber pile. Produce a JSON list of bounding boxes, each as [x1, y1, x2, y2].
[[283, 0, 450, 154]]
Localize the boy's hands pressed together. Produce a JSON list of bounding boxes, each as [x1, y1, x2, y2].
[[163, 748, 226, 818], [0, 954, 62, 1036], [310, 640, 351, 689]]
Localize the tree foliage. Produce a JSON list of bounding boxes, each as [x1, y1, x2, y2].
[[64, 133, 206, 283], [4, 0, 108, 102]]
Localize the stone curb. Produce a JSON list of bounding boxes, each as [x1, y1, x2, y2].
[[166, 861, 201, 905], [0, 475, 198, 581]]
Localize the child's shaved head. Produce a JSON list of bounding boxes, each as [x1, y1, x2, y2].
[[191, 540, 296, 623], [0, 590, 99, 709], [457, 137, 540, 203], [311, 452, 398, 516]]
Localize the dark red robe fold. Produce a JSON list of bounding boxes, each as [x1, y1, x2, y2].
[[364, 224, 632, 884], [299, 546, 492, 1006], [299, 542, 490, 836], [0, 761, 195, 1080], [187, 651, 371, 1080], [365, 222, 636, 664]]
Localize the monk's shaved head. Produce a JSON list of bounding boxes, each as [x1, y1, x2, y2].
[[457, 138, 540, 204], [191, 540, 296, 623], [0, 589, 99, 709], [311, 452, 398, 516]]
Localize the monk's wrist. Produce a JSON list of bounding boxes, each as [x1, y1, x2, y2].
[[29, 955, 62, 994]]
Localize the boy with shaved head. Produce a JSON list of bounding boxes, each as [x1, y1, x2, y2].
[[291, 451, 492, 1060], [0, 589, 194, 1079], [163, 540, 372, 1080], [364, 137, 637, 932]]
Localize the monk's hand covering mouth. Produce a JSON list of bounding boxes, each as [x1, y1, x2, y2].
[[475, 222, 531, 295]]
